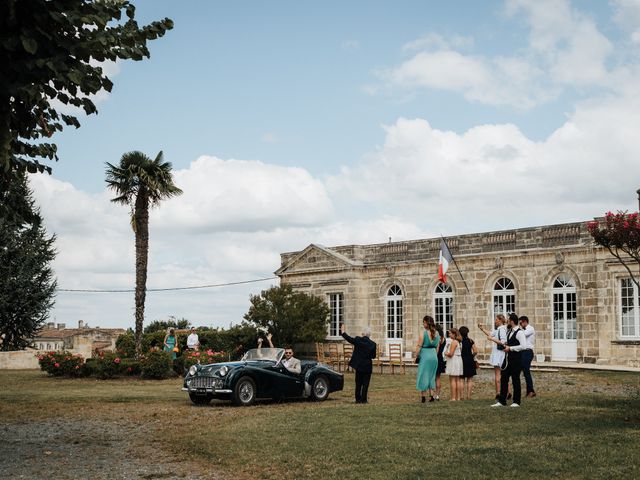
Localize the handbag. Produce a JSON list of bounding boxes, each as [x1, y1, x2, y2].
[[414, 355, 420, 364]]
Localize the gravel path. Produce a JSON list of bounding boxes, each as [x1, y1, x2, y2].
[[0, 419, 218, 480]]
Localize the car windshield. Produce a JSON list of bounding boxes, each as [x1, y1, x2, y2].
[[242, 348, 283, 362]]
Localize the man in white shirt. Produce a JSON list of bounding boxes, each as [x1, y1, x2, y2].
[[186, 327, 200, 351], [492, 313, 527, 408], [266, 333, 301, 374], [519, 316, 536, 398]]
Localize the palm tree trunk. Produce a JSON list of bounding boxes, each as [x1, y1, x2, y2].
[[134, 190, 149, 358]]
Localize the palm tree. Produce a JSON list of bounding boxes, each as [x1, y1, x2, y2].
[[105, 151, 183, 357]]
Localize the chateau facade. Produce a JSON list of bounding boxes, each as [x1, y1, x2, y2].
[[276, 221, 640, 368]]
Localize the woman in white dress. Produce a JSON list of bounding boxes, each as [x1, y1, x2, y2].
[[445, 328, 463, 401], [478, 314, 507, 400]]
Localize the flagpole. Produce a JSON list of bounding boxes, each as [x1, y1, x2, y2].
[[441, 236, 470, 294]]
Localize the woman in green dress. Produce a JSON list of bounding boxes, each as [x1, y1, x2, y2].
[[163, 328, 178, 360], [414, 315, 441, 403]]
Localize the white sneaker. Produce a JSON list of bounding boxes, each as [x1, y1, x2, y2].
[[510, 403, 520, 407], [491, 402, 503, 407]]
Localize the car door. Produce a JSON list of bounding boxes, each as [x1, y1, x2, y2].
[[262, 363, 304, 398]]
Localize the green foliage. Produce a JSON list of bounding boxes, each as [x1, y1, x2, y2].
[[144, 317, 190, 334], [93, 351, 124, 379], [588, 211, 640, 288], [244, 284, 330, 346], [140, 350, 172, 379], [37, 351, 84, 377], [115, 332, 136, 358], [0, 0, 173, 176], [105, 150, 183, 358], [0, 171, 56, 350], [120, 358, 141, 376]]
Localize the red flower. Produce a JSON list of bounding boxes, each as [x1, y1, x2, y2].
[[114, 357, 121, 364], [54, 363, 60, 368], [127, 367, 133, 373]]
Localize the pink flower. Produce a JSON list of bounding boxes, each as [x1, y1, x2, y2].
[[114, 357, 121, 364], [127, 367, 133, 373], [194, 352, 200, 357], [75, 365, 80, 369], [54, 363, 60, 368]]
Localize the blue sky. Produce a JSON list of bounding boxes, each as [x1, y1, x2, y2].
[[32, 0, 640, 330]]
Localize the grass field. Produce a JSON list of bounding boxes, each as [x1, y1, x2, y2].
[[1, 368, 638, 479]]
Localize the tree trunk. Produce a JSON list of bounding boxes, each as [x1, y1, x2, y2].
[[134, 190, 149, 358]]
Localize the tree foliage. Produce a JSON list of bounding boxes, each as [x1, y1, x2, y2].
[[0, 0, 173, 176], [105, 150, 182, 357], [243, 284, 330, 346], [587, 211, 640, 288], [0, 171, 57, 350], [144, 317, 191, 334]]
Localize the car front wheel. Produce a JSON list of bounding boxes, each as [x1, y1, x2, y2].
[[233, 376, 256, 406], [310, 375, 329, 401], [189, 393, 212, 406]]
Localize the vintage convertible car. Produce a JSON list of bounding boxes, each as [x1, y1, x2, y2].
[[182, 347, 344, 406]]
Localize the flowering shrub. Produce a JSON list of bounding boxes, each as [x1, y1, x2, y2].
[[140, 350, 173, 379], [588, 211, 640, 287], [93, 351, 124, 379], [182, 349, 227, 369], [37, 351, 84, 377]]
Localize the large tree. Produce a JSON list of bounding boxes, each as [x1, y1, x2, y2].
[[105, 151, 182, 357], [243, 284, 330, 346], [0, 171, 57, 350], [587, 211, 640, 289], [0, 0, 173, 177]]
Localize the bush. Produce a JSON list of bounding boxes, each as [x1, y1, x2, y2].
[[140, 350, 172, 379], [120, 358, 141, 376], [182, 349, 227, 370], [115, 332, 136, 358], [37, 351, 84, 377], [93, 351, 124, 379]]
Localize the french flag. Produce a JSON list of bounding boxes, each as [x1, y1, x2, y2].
[[438, 239, 453, 283]]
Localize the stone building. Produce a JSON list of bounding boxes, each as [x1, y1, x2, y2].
[[276, 221, 640, 368], [34, 321, 125, 354]]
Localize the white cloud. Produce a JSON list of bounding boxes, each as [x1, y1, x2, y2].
[[375, 0, 623, 108], [154, 155, 333, 233]]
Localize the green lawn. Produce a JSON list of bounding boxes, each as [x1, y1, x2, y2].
[[1, 369, 638, 479]]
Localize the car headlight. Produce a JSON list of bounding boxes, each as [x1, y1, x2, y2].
[[219, 366, 228, 377], [189, 365, 197, 376]]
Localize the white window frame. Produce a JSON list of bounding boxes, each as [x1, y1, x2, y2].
[[386, 285, 403, 339], [492, 277, 516, 321], [327, 292, 344, 339], [620, 278, 640, 339], [552, 274, 577, 341], [433, 282, 454, 332]]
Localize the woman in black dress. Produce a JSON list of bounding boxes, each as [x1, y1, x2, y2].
[[435, 324, 446, 401], [458, 326, 477, 400]]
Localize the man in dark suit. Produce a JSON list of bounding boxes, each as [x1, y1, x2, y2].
[[340, 324, 377, 404]]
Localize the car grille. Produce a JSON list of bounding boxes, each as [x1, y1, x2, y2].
[[190, 377, 223, 390]]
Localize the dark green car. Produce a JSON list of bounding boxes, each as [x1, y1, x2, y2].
[[183, 347, 344, 406]]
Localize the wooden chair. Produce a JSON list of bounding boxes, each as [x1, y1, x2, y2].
[[372, 342, 384, 374], [341, 343, 353, 371], [327, 343, 340, 371], [315, 342, 326, 363], [388, 343, 405, 374]]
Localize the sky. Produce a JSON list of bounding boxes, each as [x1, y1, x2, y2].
[[28, 0, 640, 330]]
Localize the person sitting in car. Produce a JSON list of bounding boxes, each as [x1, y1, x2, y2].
[[265, 333, 301, 374]]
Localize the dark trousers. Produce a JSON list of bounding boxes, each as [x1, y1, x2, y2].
[[499, 359, 521, 405], [355, 370, 372, 403], [521, 350, 535, 393]]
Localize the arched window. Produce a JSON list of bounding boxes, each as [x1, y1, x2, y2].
[[386, 285, 403, 339], [492, 277, 515, 319], [553, 275, 577, 340], [433, 282, 453, 331]]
